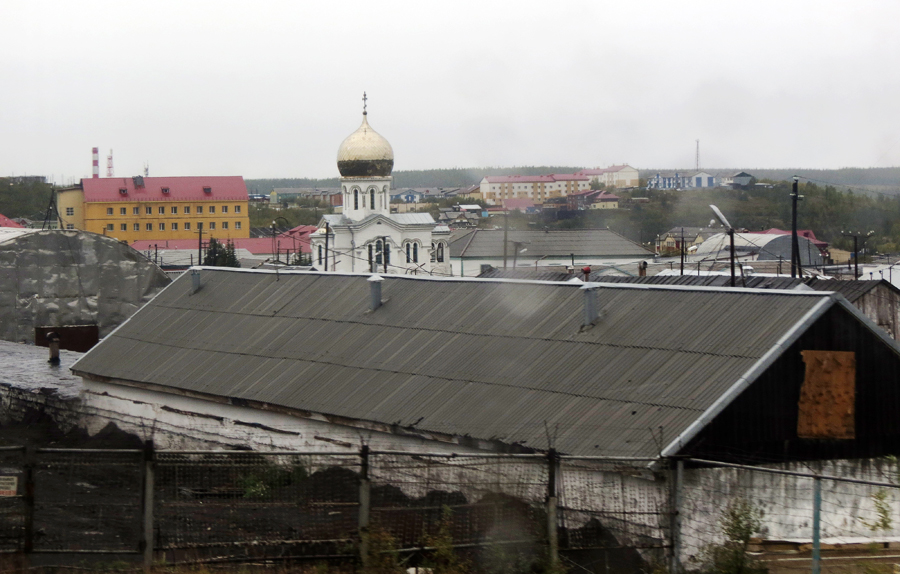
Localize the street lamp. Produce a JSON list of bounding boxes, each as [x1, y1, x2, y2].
[[710, 204, 735, 286]]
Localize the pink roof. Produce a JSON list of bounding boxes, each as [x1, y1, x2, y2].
[[577, 165, 629, 176], [485, 175, 555, 183], [485, 173, 589, 184], [596, 191, 620, 201], [132, 234, 310, 255], [81, 176, 248, 202], [0, 213, 24, 228], [503, 198, 535, 210]]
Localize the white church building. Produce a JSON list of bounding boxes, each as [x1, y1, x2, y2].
[[309, 97, 451, 275]]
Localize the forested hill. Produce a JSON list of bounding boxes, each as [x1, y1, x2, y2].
[[247, 166, 900, 194], [244, 166, 583, 193]]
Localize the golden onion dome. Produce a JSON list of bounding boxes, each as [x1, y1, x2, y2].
[[337, 107, 394, 178]]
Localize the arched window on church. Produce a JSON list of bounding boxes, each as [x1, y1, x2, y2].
[[375, 240, 383, 265], [437, 242, 444, 263], [406, 243, 411, 263], [370, 189, 375, 209], [354, 189, 359, 210], [318, 245, 323, 265], [431, 242, 436, 262], [413, 243, 418, 263]]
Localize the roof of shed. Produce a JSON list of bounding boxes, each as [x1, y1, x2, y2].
[[449, 229, 653, 258], [71, 269, 873, 458]]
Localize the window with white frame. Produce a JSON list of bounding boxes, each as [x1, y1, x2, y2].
[[66, 207, 74, 216]]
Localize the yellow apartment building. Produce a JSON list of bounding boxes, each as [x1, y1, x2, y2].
[[57, 176, 250, 242], [478, 174, 590, 205]]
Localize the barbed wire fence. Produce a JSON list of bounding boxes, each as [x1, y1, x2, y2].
[[2, 446, 900, 573]]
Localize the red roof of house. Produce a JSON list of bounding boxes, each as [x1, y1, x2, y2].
[[502, 198, 535, 210], [0, 213, 24, 228], [81, 176, 248, 202], [596, 191, 620, 201], [132, 234, 310, 255]]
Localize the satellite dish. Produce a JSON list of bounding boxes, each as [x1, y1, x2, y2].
[[709, 219, 717, 228], [709, 204, 732, 230]]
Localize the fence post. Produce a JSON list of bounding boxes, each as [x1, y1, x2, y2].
[[546, 449, 559, 569], [141, 440, 155, 572], [23, 446, 34, 559], [669, 459, 683, 574], [812, 476, 822, 574], [358, 445, 371, 568]]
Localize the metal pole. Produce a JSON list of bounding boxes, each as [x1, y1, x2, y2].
[[669, 459, 683, 574], [503, 211, 509, 268], [791, 176, 800, 278], [812, 476, 821, 574], [729, 228, 735, 287], [546, 448, 559, 569], [141, 441, 155, 572], [324, 222, 330, 272], [197, 223, 203, 265], [23, 446, 34, 558], [358, 445, 371, 568], [854, 235, 859, 279], [680, 228, 684, 276]]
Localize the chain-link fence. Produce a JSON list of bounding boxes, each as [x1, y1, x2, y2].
[[9, 445, 900, 573], [32, 448, 144, 553], [369, 453, 548, 551], [0, 446, 26, 553], [155, 450, 361, 557]]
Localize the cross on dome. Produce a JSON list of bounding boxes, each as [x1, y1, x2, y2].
[[362, 92, 367, 115]]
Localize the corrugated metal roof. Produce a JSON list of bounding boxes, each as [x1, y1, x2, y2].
[[449, 229, 653, 258], [81, 176, 248, 202], [72, 270, 851, 457]]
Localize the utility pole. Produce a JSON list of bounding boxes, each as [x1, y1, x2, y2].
[[790, 176, 803, 278], [680, 227, 684, 276], [503, 210, 509, 268], [842, 230, 875, 280], [324, 222, 330, 272], [196, 223, 204, 265]]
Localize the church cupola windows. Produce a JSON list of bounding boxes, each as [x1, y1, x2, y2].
[[354, 189, 359, 210], [370, 189, 375, 209]]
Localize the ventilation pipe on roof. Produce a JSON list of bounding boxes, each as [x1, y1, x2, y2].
[[191, 269, 201, 294], [368, 274, 384, 311], [581, 283, 600, 328]]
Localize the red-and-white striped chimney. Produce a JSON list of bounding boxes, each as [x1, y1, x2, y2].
[[92, 147, 99, 178]]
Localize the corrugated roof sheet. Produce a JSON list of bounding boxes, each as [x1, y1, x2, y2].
[[73, 270, 845, 457], [449, 229, 653, 258], [81, 176, 248, 202]]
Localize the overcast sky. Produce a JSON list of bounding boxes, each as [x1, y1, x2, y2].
[[2, 1, 899, 182]]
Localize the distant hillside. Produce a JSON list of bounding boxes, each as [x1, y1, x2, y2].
[[640, 167, 900, 195], [245, 166, 584, 194], [247, 166, 900, 196]]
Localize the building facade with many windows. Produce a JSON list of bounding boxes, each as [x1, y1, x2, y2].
[[56, 176, 250, 242]]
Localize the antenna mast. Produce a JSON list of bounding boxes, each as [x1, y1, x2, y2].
[[92, 147, 99, 179], [695, 139, 700, 171], [106, 149, 114, 177]]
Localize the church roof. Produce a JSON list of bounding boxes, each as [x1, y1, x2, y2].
[[336, 101, 394, 178], [449, 229, 653, 259]]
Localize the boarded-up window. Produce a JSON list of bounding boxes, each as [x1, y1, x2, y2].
[[798, 350, 856, 439]]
